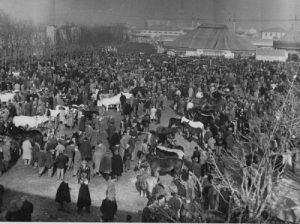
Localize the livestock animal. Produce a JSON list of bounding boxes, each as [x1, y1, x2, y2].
[[97, 92, 132, 111], [145, 154, 183, 178], [156, 127, 179, 145], [181, 117, 203, 143], [156, 145, 184, 160], [181, 117, 204, 130], [0, 92, 15, 103], [168, 117, 182, 128], [134, 166, 159, 198], [13, 116, 50, 129], [6, 123, 44, 148]]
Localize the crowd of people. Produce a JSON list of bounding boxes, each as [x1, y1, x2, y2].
[[0, 49, 299, 221]]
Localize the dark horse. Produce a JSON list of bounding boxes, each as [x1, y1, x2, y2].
[[155, 144, 184, 159], [156, 126, 179, 145], [145, 154, 183, 178], [168, 117, 182, 128], [6, 123, 44, 148]]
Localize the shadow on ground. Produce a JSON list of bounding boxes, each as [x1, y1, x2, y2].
[[0, 188, 140, 222]]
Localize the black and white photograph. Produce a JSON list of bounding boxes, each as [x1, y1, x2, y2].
[[0, 0, 300, 222]]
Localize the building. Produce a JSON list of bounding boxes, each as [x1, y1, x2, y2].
[[261, 27, 287, 40], [131, 26, 186, 43]]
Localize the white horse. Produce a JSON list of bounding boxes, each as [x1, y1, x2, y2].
[[97, 92, 132, 111], [13, 116, 50, 128], [181, 116, 204, 130]]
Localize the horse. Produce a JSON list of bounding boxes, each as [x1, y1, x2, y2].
[[81, 109, 99, 120], [155, 145, 185, 160], [181, 117, 203, 143], [168, 117, 182, 128], [97, 92, 132, 111], [156, 126, 179, 145], [6, 123, 44, 148], [145, 154, 183, 178]]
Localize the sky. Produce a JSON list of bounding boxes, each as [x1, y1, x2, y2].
[[0, 0, 299, 30]]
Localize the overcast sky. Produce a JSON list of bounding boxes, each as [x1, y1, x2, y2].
[[0, 0, 299, 30]]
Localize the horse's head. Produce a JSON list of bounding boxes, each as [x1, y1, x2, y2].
[[181, 116, 188, 123]]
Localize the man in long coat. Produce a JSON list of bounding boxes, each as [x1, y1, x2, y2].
[[79, 137, 92, 163]]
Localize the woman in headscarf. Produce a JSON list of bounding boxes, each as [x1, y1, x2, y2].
[[99, 148, 113, 181], [100, 181, 118, 222], [55, 181, 71, 211], [77, 160, 91, 214]]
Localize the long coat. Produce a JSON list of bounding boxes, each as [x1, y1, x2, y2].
[[79, 140, 92, 161], [100, 150, 113, 174], [93, 144, 106, 174], [55, 181, 71, 204], [100, 198, 118, 222], [77, 184, 91, 208], [22, 140, 32, 160], [112, 154, 123, 177]]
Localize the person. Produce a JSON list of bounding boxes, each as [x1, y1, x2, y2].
[[45, 149, 54, 177], [93, 142, 106, 176], [150, 106, 156, 122], [112, 149, 123, 181], [22, 138, 32, 166], [2, 140, 11, 171], [37, 149, 46, 177], [77, 181, 91, 213], [18, 197, 34, 221], [0, 184, 4, 214], [156, 106, 162, 124], [77, 160, 91, 184], [73, 145, 82, 177], [55, 139, 66, 157], [31, 141, 40, 168], [191, 147, 201, 164], [168, 189, 182, 220], [55, 150, 68, 181], [100, 181, 118, 222], [78, 137, 92, 163], [55, 181, 71, 211], [65, 140, 75, 170], [5, 200, 22, 221], [100, 148, 113, 181]]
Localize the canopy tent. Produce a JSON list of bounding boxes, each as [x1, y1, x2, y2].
[[165, 24, 255, 52], [256, 48, 288, 62]]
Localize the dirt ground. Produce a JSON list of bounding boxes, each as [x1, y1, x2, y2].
[[0, 102, 299, 222], [0, 103, 198, 222]]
